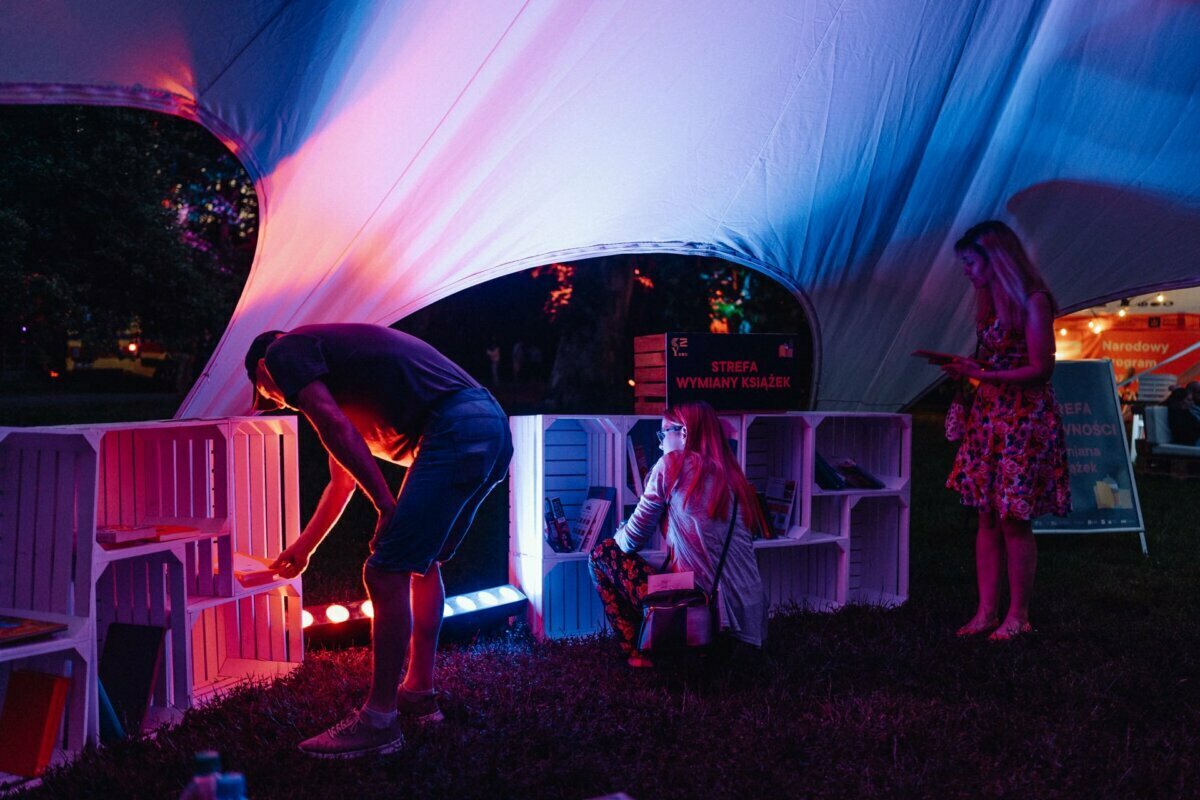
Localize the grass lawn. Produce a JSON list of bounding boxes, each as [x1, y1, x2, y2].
[[4, 405, 1197, 799]]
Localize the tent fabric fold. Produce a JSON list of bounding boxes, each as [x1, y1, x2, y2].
[[1, 0, 1197, 414]]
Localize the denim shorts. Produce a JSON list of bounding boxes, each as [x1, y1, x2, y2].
[[366, 388, 512, 575]]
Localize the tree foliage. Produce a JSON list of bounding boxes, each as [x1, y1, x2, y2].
[[0, 105, 256, 374]]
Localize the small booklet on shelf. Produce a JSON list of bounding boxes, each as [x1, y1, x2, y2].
[[814, 451, 847, 490], [544, 497, 574, 553], [96, 524, 158, 546], [834, 457, 885, 489], [232, 553, 279, 588], [814, 452, 886, 491], [0, 614, 68, 647], [762, 477, 797, 539], [153, 524, 201, 542]]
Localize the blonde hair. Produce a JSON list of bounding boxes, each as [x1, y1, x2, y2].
[[955, 220, 1055, 328]]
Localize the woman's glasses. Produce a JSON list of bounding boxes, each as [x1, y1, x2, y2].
[[656, 424, 685, 443]]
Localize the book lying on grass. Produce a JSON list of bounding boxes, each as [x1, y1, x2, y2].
[[96, 524, 158, 546], [762, 477, 797, 539], [232, 553, 279, 588], [0, 614, 68, 646]]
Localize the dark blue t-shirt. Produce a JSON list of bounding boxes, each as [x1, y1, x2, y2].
[[263, 323, 481, 462]]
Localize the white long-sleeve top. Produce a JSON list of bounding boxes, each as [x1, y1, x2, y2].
[[614, 450, 767, 647]]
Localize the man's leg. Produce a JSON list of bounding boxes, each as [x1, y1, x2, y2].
[[363, 564, 413, 713], [401, 562, 445, 694]]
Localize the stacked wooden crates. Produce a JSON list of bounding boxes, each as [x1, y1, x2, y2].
[[509, 412, 909, 639], [0, 417, 304, 756]]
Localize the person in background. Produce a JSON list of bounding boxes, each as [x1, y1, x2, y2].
[[942, 220, 1071, 641], [588, 401, 767, 667], [1186, 381, 1200, 424], [1164, 387, 1200, 445], [247, 323, 512, 758]]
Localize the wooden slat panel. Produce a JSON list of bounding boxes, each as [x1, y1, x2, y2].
[[0, 443, 22, 609], [261, 430, 282, 561], [119, 431, 137, 526], [32, 449, 59, 613], [253, 593, 270, 660], [233, 430, 251, 556], [280, 423, 301, 551], [247, 429, 266, 563], [50, 450, 80, 615], [196, 538, 214, 596], [173, 438, 189, 521], [14, 446, 40, 609], [238, 596, 255, 660], [268, 592, 286, 662], [190, 436, 207, 523]]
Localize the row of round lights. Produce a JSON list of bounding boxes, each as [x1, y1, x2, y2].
[[301, 585, 525, 629]]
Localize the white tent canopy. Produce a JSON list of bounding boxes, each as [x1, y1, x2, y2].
[[2, 1, 1198, 413]]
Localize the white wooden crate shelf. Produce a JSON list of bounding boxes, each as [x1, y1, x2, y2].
[[0, 416, 303, 758], [510, 411, 910, 639]]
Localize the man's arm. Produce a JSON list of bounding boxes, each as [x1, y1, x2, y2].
[[271, 454, 355, 578], [292, 378, 396, 520]]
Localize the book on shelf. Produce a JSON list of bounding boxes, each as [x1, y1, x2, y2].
[[232, 553, 279, 588], [0, 614, 68, 646], [575, 488, 615, 553], [0, 670, 71, 778], [834, 457, 885, 489], [813, 452, 886, 491], [762, 477, 797, 539], [813, 451, 846, 490], [96, 524, 158, 545], [625, 436, 645, 496], [544, 497, 573, 553], [154, 524, 201, 542]]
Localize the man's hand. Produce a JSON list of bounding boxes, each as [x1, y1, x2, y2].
[[370, 500, 398, 553], [271, 542, 313, 579]]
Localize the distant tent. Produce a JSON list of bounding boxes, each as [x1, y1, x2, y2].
[[2, 1, 1198, 413]]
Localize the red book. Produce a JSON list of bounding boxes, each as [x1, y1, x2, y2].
[[0, 670, 71, 778]]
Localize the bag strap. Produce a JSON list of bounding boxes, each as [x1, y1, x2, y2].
[[709, 496, 739, 603]]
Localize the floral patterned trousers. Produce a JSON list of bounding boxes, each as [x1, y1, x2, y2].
[[588, 538, 656, 656]]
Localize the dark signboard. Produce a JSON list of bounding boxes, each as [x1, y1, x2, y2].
[[665, 333, 799, 411], [1034, 360, 1146, 552]]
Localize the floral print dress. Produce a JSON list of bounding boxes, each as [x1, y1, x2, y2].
[[946, 311, 1071, 520]]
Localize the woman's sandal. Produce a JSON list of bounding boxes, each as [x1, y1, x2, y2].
[[956, 617, 1000, 637], [988, 620, 1033, 641]]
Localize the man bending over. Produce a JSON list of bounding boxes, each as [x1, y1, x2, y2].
[[246, 323, 511, 758]]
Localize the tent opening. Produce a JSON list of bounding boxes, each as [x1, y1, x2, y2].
[[393, 252, 815, 415], [0, 104, 257, 397]]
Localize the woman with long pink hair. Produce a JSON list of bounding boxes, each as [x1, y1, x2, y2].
[[943, 220, 1071, 640], [589, 401, 767, 666]]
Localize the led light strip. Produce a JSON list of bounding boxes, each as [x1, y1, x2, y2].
[[302, 583, 526, 629]]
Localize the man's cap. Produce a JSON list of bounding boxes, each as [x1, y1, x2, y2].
[[245, 330, 284, 412]]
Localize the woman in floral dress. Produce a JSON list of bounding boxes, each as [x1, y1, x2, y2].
[[943, 221, 1071, 640]]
